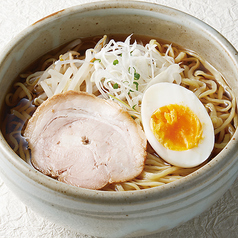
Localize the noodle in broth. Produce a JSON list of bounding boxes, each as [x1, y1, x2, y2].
[[2, 35, 237, 191]]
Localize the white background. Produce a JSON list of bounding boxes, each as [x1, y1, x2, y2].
[[0, 0, 237, 237]]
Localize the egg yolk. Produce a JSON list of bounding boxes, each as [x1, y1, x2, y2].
[[150, 104, 203, 151]]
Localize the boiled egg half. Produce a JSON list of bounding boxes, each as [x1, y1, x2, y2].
[[141, 82, 214, 168]]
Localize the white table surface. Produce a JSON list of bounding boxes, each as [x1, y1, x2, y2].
[[0, 0, 237, 237]]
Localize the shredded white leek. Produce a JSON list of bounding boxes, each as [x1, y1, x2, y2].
[[35, 35, 183, 119]]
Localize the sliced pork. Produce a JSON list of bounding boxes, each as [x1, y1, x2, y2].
[[24, 91, 147, 190]]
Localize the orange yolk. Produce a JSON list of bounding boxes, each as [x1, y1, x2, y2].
[[150, 104, 203, 151]]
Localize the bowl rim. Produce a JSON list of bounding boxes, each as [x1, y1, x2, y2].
[[0, 0, 238, 204]]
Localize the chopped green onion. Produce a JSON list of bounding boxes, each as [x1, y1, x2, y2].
[[132, 104, 137, 110], [133, 81, 139, 91], [113, 83, 119, 89], [93, 59, 101, 63], [113, 59, 119, 65], [134, 72, 140, 80], [128, 89, 134, 95]]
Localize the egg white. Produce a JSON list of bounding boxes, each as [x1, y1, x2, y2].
[[141, 82, 215, 168]]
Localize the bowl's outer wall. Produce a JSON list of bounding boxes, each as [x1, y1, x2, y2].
[[0, 2, 238, 237], [0, 145, 237, 237]]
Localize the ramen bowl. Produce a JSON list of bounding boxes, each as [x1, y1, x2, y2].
[[0, 1, 238, 237]]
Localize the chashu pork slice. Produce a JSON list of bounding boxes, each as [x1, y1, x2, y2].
[[24, 90, 147, 190]]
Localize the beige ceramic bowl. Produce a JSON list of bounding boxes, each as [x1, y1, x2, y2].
[[0, 1, 238, 237]]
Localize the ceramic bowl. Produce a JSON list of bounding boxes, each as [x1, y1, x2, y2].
[[0, 1, 238, 237]]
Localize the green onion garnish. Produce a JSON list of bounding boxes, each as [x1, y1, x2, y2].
[[113, 59, 119, 65], [134, 72, 140, 80], [113, 83, 119, 89], [133, 81, 139, 91], [93, 59, 101, 63]]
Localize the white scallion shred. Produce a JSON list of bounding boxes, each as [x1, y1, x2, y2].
[[36, 35, 183, 121]]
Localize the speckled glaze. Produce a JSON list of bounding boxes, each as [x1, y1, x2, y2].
[[0, 1, 238, 237]]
